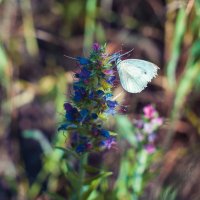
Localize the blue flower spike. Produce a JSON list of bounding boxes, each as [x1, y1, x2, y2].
[[59, 43, 119, 153]]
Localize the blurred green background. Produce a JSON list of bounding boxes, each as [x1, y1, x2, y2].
[[0, 0, 200, 199]]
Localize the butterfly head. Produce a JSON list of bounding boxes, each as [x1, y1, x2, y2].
[[109, 48, 134, 65], [109, 52, 122, 64]]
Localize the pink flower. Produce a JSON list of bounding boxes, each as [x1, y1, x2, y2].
[[86, 143, 93, 150], [136, 132, 144, 141], [143, 118, 163, 134], [143, 123, 155, 134], [134, 119, 144, 129], [100, 137, 116, 149], [151, 117, 163, 127], [102, 69, 114, 75], [143, 104, 157, 119], [145, 144, 156, 154], [148, 133, 156, 142]]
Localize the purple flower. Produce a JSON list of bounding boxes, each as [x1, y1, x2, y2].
[[148, 133, 156, 143], [73, 86, 86, 102], [103, 69, 114, 75], [151, 117, 163, 127], [65, 107, 79, 122], [100, 137, 116, 149], [85, 142, 93, 150], [104, 93, 113, 101], [106, 100, 118, 108], [79, 67, 91, 79], [106, 76, 116, 84], [143, 104, 157, 119], [92, 43, 100, 51], [64, 103, 73, 111], [132, 104, 163, 154], [105, 100, 118, 115], [143, 117, 163, 134], [134, 119, 144, 129], [105, 108, 116, 115], [136, 131, 144, 142], [143, 122, 155, 134]]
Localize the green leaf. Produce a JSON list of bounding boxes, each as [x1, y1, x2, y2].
[[115, 115, 137, 147], [22, 129, 52, 154], [84, 171, 112, 185], [132, 150, 149, 194], [47, 192, 65, 200], [93, 76, 99, 87], [190, 39, 200, 63], [159, 186, 177, 200], [173, 61, 200, 117], [83, 165, 101, 174], [167, 8, 187, 89], [55, 146, 80, 159], [81, 172, 112, 200], [0, 44, 8, 72], [109, 131, 118, 136], [0, 44, 9, 87]]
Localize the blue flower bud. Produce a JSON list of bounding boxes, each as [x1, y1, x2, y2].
[[106, 76, 116, 84], [100, 129, 110, 138], [106, 100, 118, 108], [76, 57, 91, 65]]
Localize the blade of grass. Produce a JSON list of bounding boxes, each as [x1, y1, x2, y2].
[[20, 0, 38, 56], [83, 0, 97, 53], [166, 7, 187, 89]]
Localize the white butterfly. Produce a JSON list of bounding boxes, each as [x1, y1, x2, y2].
[[116, 59, 159, 93]]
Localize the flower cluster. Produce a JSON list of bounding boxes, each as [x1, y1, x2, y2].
[[59, 43, 118, 153], [133, 104, 163, 154]]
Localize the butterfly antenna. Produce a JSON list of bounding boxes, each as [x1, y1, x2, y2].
[[120, 48, 134, 58], [64, 55, 77, 60], [120, 43, 124, 52], [113, 91, 124, 100]]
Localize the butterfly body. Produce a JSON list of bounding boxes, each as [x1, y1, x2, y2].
[[117, 59, 159, 93]]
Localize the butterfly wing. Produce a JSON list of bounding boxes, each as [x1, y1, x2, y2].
[[117, 59, 159, 93]]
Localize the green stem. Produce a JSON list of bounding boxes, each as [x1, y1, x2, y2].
[[132, 149, 148, 199], [78, 153, 88, 199]]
